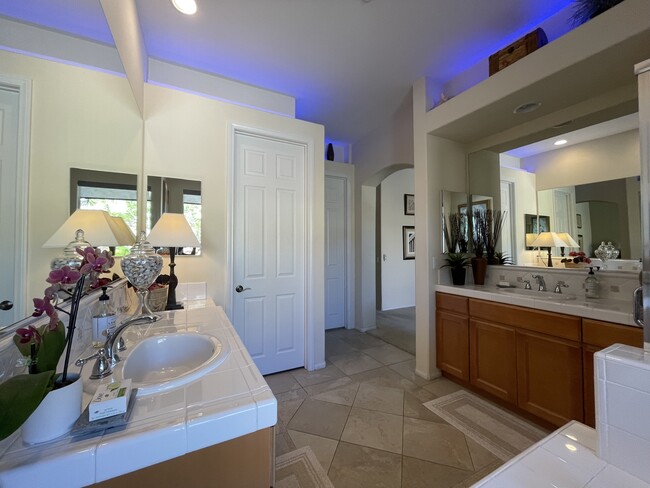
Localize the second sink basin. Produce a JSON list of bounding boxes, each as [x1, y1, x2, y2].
[[121, 332, 229, 396]]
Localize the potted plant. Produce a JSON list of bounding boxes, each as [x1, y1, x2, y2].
[[441, 252, 471, 286], [471, 208, 488, 285], [443, 212, 468, 254], [486, 209, 507, 265], [570, 0, 625, 25], [0, 247, 114, 442]]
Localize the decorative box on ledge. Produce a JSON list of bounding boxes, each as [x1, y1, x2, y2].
[[489, 28, 548, 76]]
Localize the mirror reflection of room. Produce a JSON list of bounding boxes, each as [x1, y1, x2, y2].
[[473, 113, 641, 270]]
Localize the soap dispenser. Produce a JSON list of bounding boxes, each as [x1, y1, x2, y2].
[[585, 267, 600, 299], [92, 287, 116, 347]]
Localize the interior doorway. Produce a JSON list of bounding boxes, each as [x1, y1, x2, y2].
[[359, 164, 415, 354]]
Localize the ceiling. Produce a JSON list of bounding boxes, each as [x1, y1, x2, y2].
[[0, 0, 576, 144]]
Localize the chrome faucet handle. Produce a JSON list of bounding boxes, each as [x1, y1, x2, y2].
[[523, 280, 532, 290], [76, 348, 112, 379], [531, 274, 547, 292], [554, 281, 569, 294]]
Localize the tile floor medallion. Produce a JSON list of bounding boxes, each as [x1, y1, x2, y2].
[[270, 324, 547, 487]]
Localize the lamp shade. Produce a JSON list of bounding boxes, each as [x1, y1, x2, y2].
[[556, 232, 579, 248], [525, 233, 538, 247], [531, 231, 569, 248], [110, 216, 136, 246], [43, 209, 123, 248], [147, 213, 200, 247]]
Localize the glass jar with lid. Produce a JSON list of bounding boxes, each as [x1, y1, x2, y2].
[[120, 231, 163, 318]]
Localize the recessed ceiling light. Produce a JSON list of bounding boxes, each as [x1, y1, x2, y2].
[[513, 102, 542, 114], [171, 0, 197, 15], [554, 139, 568, 146]]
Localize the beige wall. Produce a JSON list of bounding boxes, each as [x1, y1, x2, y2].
[[143, 82, 325, 310], [1, 50, 143, 308]]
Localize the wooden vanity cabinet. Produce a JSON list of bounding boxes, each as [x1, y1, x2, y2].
[[436, 294, 469, 381], [582, 319, 643, 427], [469, 298, 583, 427], [469, 318, 517, 404]]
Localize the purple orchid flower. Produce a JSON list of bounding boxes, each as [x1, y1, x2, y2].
[[16, 326, 42, 344], [32, 296, 54, 317], [47, 265, 81, 285]]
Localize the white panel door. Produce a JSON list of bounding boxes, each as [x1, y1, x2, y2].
[[232, 132, 305, 375], [325, 176, 346, 330], [0, 87, 20, 327]]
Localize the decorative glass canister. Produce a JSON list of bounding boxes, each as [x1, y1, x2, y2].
[[120, 231, 163, 318]]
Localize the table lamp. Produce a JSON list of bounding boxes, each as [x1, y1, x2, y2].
[[147, 213, 200, 310], [531, 231, 570, 267], [556, 232, 580, 257], [43, 209, 122, 270]]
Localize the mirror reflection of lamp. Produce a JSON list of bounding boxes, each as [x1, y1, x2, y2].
[[147, 213, 200, 310], [531, 231, 572, 267], [43, 210, 124, 270], [556, 232, 580, 257]]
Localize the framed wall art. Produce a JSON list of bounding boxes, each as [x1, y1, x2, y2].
[[402, 226, 415, 260], [404, 194, 415, 216]]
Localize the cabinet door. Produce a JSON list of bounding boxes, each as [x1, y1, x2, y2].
[[436, 310, 469, 381], [470, 319, 517, 404], [517, 329, 583, 427]]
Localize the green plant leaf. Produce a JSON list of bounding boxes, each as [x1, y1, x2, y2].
[[35, 321, 65, 373], [0, 371, 55, 440]]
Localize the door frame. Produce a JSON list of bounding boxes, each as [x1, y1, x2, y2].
[[324, 163, 355, 330], [0, 75, 31, 326], [227, 123, 322, 370]]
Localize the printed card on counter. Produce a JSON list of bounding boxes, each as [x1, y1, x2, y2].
[[89, 379, 132, 421]]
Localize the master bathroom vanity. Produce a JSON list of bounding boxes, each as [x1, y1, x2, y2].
[[0, 293, 277, 488], [435, 283, 642, 429]]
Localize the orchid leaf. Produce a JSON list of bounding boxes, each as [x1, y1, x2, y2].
[[0, 371, 55, 440], [35, 321, 65, 373]]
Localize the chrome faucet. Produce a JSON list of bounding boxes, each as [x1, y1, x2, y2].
[[77, 314, 158, 379], [523, 280, 532, 290], [531, 274, 547, 292], [554, 281, 569, 294]]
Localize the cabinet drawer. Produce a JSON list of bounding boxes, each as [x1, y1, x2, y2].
[[470, 299, 580, 341], [437, 293, 468, 316], [582, 319, 643, 348]]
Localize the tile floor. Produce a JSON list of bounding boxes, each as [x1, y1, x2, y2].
[[267, 328, 508, 488], [367, 307, 416, 355]]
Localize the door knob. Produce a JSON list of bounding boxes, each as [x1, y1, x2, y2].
[[0, 300, 13, 311], [235, 285, 251, 293]]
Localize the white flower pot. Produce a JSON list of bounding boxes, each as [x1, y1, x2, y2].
[[22, 373, 82, 444]]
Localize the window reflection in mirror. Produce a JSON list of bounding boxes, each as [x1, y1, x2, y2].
[[70, 168, 138, 256], [147, 176, 202, 255]]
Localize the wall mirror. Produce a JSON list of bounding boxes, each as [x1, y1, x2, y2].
[[0, 48, 143, 327], [467, 112, 641, 270], [70, 168, 139, 254], [146, 176, 202, 255]]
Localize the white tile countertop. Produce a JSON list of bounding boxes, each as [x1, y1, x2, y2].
[[472, 421, 650, 488], [0, 299, 277, 488], [436, 284, 637, 326]]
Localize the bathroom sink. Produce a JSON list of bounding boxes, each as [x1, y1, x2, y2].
[[121, 332, 229, 396], [496, 287, 577, 302]]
